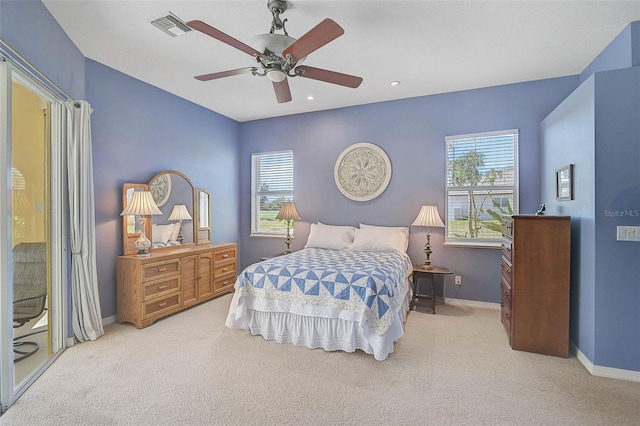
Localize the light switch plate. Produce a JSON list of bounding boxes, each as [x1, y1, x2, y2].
[[616, 226, 640, 242]]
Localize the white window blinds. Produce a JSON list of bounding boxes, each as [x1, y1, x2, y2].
[[251, 150, 294, 235]]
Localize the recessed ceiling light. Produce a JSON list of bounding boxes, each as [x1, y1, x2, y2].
[[307, 95, 314, 100], [390, 81, 400, 86]]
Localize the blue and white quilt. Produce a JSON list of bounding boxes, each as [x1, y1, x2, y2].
[[234, 248, 412, 336]]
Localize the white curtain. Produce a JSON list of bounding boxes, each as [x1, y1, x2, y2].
[[68, 101, 104, 342]]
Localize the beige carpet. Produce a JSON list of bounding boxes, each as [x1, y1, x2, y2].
[[1, 294, 639, 425]]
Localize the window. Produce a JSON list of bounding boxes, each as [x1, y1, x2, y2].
[[251, 150, 294, 236], [445, 129, 518, 246]]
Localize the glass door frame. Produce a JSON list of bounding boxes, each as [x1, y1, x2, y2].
[[0, 60, 68, 412]]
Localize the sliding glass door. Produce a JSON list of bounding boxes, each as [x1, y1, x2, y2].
[[0, 61, 67, 412]]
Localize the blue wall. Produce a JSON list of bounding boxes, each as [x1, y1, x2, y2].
[[87, 59, 241, 318], [0, 0, 85, 100], [542, 21, 640, 373], [541, 78, 597, 363], [239, 77, 578, 304]]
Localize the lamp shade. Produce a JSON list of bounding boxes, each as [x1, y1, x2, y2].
[[120, 191, 162, 216], [168, 204, 192, 221], [411, 205, 445, 228], [275, 201, 301, 221]]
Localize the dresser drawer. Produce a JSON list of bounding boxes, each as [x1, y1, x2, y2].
[[143, 276, 180, 301], [142, 259, 180, 282], [501, 217, 513, 237], [214, 275, 235, 293], [501, 258, 512, 284], [214, 247, 237, 263], [501, 302, 512, 341], [500, 279, 512, 310], [501, 238, 512, 262], [214, 263, 236, 277], [143, 293, 181, 318]]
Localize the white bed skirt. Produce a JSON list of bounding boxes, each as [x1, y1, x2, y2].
[[225, 278, 412, 361]]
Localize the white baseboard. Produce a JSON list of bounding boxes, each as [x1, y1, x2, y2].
[[445, 302, 639, 382], [65, 315, 119, 347], [102, 315, 117, 326], [571, 342, 640, 382], [446, 298, 501, 311]]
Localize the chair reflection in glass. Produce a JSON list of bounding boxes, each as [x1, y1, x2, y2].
[[13, 242, 47, 362]]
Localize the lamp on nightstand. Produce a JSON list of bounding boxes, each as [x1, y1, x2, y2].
[[275, 201, 301, 254], [412, 205, 445, 269], [120, 191, 163, 257], [168, 204, 192, 244]]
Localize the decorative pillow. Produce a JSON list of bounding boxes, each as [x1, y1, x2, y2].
[[169, 222, 181, 242], [359, 223, 410, 252], [304, 222, 356, 250], [349, 227, 407, 253], [152, 223, 174, 244]]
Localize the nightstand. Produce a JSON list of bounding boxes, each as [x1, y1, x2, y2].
[[260, 252, 288, 261], [411, 265, 452, 314]]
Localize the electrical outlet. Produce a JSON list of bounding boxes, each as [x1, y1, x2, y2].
[[455, 275, 462, 285]]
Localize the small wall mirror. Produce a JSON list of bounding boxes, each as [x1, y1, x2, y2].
[[122, 183, 150, 255], [196, 189, 211, 244], [121, 170, 211, 255]]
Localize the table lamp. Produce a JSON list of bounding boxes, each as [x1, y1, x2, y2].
[[275, 201, 301, 254], [412, 205, 445, 269], [168, 204, 193, 244], [120, 191, 162, 257]]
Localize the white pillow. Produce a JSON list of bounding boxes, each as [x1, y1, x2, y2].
[[304, 222, 356, 250], [349, 227, 407, 253], [169, 222, 181, 242], [359, 223, 409, 252], [152, 224, 174, 244]]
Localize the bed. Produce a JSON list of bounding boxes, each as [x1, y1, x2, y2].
[[225, 223, 413, 360]]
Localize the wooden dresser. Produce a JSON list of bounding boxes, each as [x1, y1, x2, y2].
[[500, 215, 570, 357], [117, 243, 237, 328]]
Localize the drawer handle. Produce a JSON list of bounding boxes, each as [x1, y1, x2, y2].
[[504, 290, 510, 297], [222, 254, 229, 258], [222, 268, 228, 272], [222, 281, 229, 285], [159, 302, 166, 308], [158, 285, 167, 290], [158, 267, 167, 272]]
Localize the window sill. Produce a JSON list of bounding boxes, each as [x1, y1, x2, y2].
[[250, 233, 293, 239], [443, 240, 501, 249]]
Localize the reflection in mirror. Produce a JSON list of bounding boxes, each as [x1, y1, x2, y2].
[[196, 189, 211, 244], [122, 171, 211, 255], [122, 183, 149, 255], [148, 171, 195, 249]]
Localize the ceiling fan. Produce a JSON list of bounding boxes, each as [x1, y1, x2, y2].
[[187, 0, 363, 103]]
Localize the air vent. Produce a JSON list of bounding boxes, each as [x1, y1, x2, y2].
[[149, 12, 191, 37]]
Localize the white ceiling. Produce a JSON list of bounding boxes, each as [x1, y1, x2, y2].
[[42, 1, 640, 122]]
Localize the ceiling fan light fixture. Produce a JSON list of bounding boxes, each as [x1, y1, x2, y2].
[[267, 69, 287, 82]]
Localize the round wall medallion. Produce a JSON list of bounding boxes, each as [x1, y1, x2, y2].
[[150, 174, 172, 207], [334, 142, 392, 201]]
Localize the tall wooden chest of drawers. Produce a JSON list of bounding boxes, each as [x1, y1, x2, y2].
[[500, 215, 570, 357], [117, 243, 237, 329]]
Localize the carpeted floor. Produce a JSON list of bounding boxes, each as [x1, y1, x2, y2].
[[1, 294, 639, 425]]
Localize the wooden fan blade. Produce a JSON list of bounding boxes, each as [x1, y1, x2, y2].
[[282, 19, 344, 61], [296, 66, 363, 88], [187, 20, 262, 57], [273, 79, 292, 103], [194, 67, 256, 81]]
